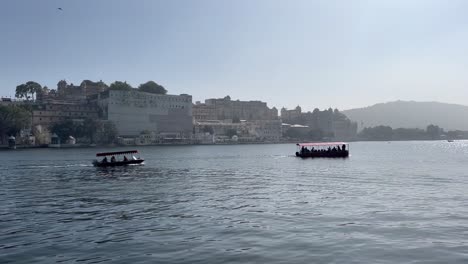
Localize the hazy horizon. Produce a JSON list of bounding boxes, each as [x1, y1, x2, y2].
[[2, 0, 468, 111]]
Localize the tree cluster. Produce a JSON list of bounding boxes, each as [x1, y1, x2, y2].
[[109, 80, 167, 94], [51, 119, 118, 144], [15, 81, 42, 101], [358, 124, 444, 141], [0, 105, 31, 137]]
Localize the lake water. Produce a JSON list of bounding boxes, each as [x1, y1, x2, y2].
[[1, 141, 468, 263]]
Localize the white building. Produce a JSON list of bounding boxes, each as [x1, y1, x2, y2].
[[194, 119, 281, 143], [97, 90, 193, 136]]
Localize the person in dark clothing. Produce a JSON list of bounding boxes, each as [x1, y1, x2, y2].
[[102, 157, 108, 163], [111, 156, 116, 163], [342, 144, 346, 151]]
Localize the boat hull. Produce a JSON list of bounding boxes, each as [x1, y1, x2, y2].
[[93, 159, 144, 167], [295, 151, 349, 158]]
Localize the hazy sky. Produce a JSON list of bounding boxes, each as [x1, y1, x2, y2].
[[1, 0, 468, 111]]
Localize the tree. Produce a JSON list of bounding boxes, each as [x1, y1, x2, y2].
[[138, 81, 167, 94], [225, 128, 237, 138], [359, 125, 393, 141], [393, 128, 426, 140], [15, 84, 28, 100], [202, 126, 214, 135], [109, 81, 133, 91], [82, 118, 100, 143], [15, 81, 42, 101], [51, 119, 80, 142], [0, 105, 31, 136]]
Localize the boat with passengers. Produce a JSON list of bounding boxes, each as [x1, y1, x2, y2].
[[295, 142, 349, 158], [93, 150, 144, 167]]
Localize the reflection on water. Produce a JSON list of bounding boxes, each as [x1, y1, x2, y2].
[[1, 141, 468, 263]]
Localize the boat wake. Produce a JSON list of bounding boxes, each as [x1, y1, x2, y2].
[[18, 164, 93, 169]]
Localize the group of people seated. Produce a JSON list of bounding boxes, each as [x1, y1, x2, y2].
[[101, 155, 136, 163], [299, 144, 347, 156]]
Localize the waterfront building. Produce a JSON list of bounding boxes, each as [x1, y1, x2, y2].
[[194, 119, 281, 143], [80, 80, 109, 97], [283, 124, 310, 138], [0, 97, 23, 106], [32, 102, 100, 127], [332, 119, 358, 140], [245, 120, 282, 142], [192, 102, 217, 121], [281, 106, 302, 121], [194, 120, 243, 137], [57, 80, 108, 100], [281, 106, 358, 140], [193, 96, 278, 122], [97, 90, 193, 137], [37, 80, 108, 103]]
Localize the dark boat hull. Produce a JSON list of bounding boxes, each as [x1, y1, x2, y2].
[[93, 159, 144, 167], [295, 151, 349, 158]]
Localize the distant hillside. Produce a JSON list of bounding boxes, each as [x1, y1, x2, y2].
[[342, 101, 468, 131]]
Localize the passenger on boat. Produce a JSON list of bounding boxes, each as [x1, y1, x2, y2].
[[342, 144, 346, 151], [123, 156, 128, 162], [111, 156, 116, 163], [102, 157, 108, 163], [337, 146, 341, 151]]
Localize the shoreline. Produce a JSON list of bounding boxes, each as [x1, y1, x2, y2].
[[0, 141, 297, 150], [1, 138, 464, 151]]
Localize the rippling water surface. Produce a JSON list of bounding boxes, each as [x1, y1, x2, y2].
[[1, 141, 468, 263]]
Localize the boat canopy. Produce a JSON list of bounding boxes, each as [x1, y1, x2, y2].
[[96, 150, 138, 157], [296, 142, 348, 147]]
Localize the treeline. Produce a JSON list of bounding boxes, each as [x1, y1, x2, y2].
[[50, 119, 118, 144], [358, 124, 467, 141], [108, 81, 167, 94], [0, 105, 31, 137]]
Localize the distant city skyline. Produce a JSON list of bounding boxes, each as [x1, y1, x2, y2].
[[2, 0, 468, 111]]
